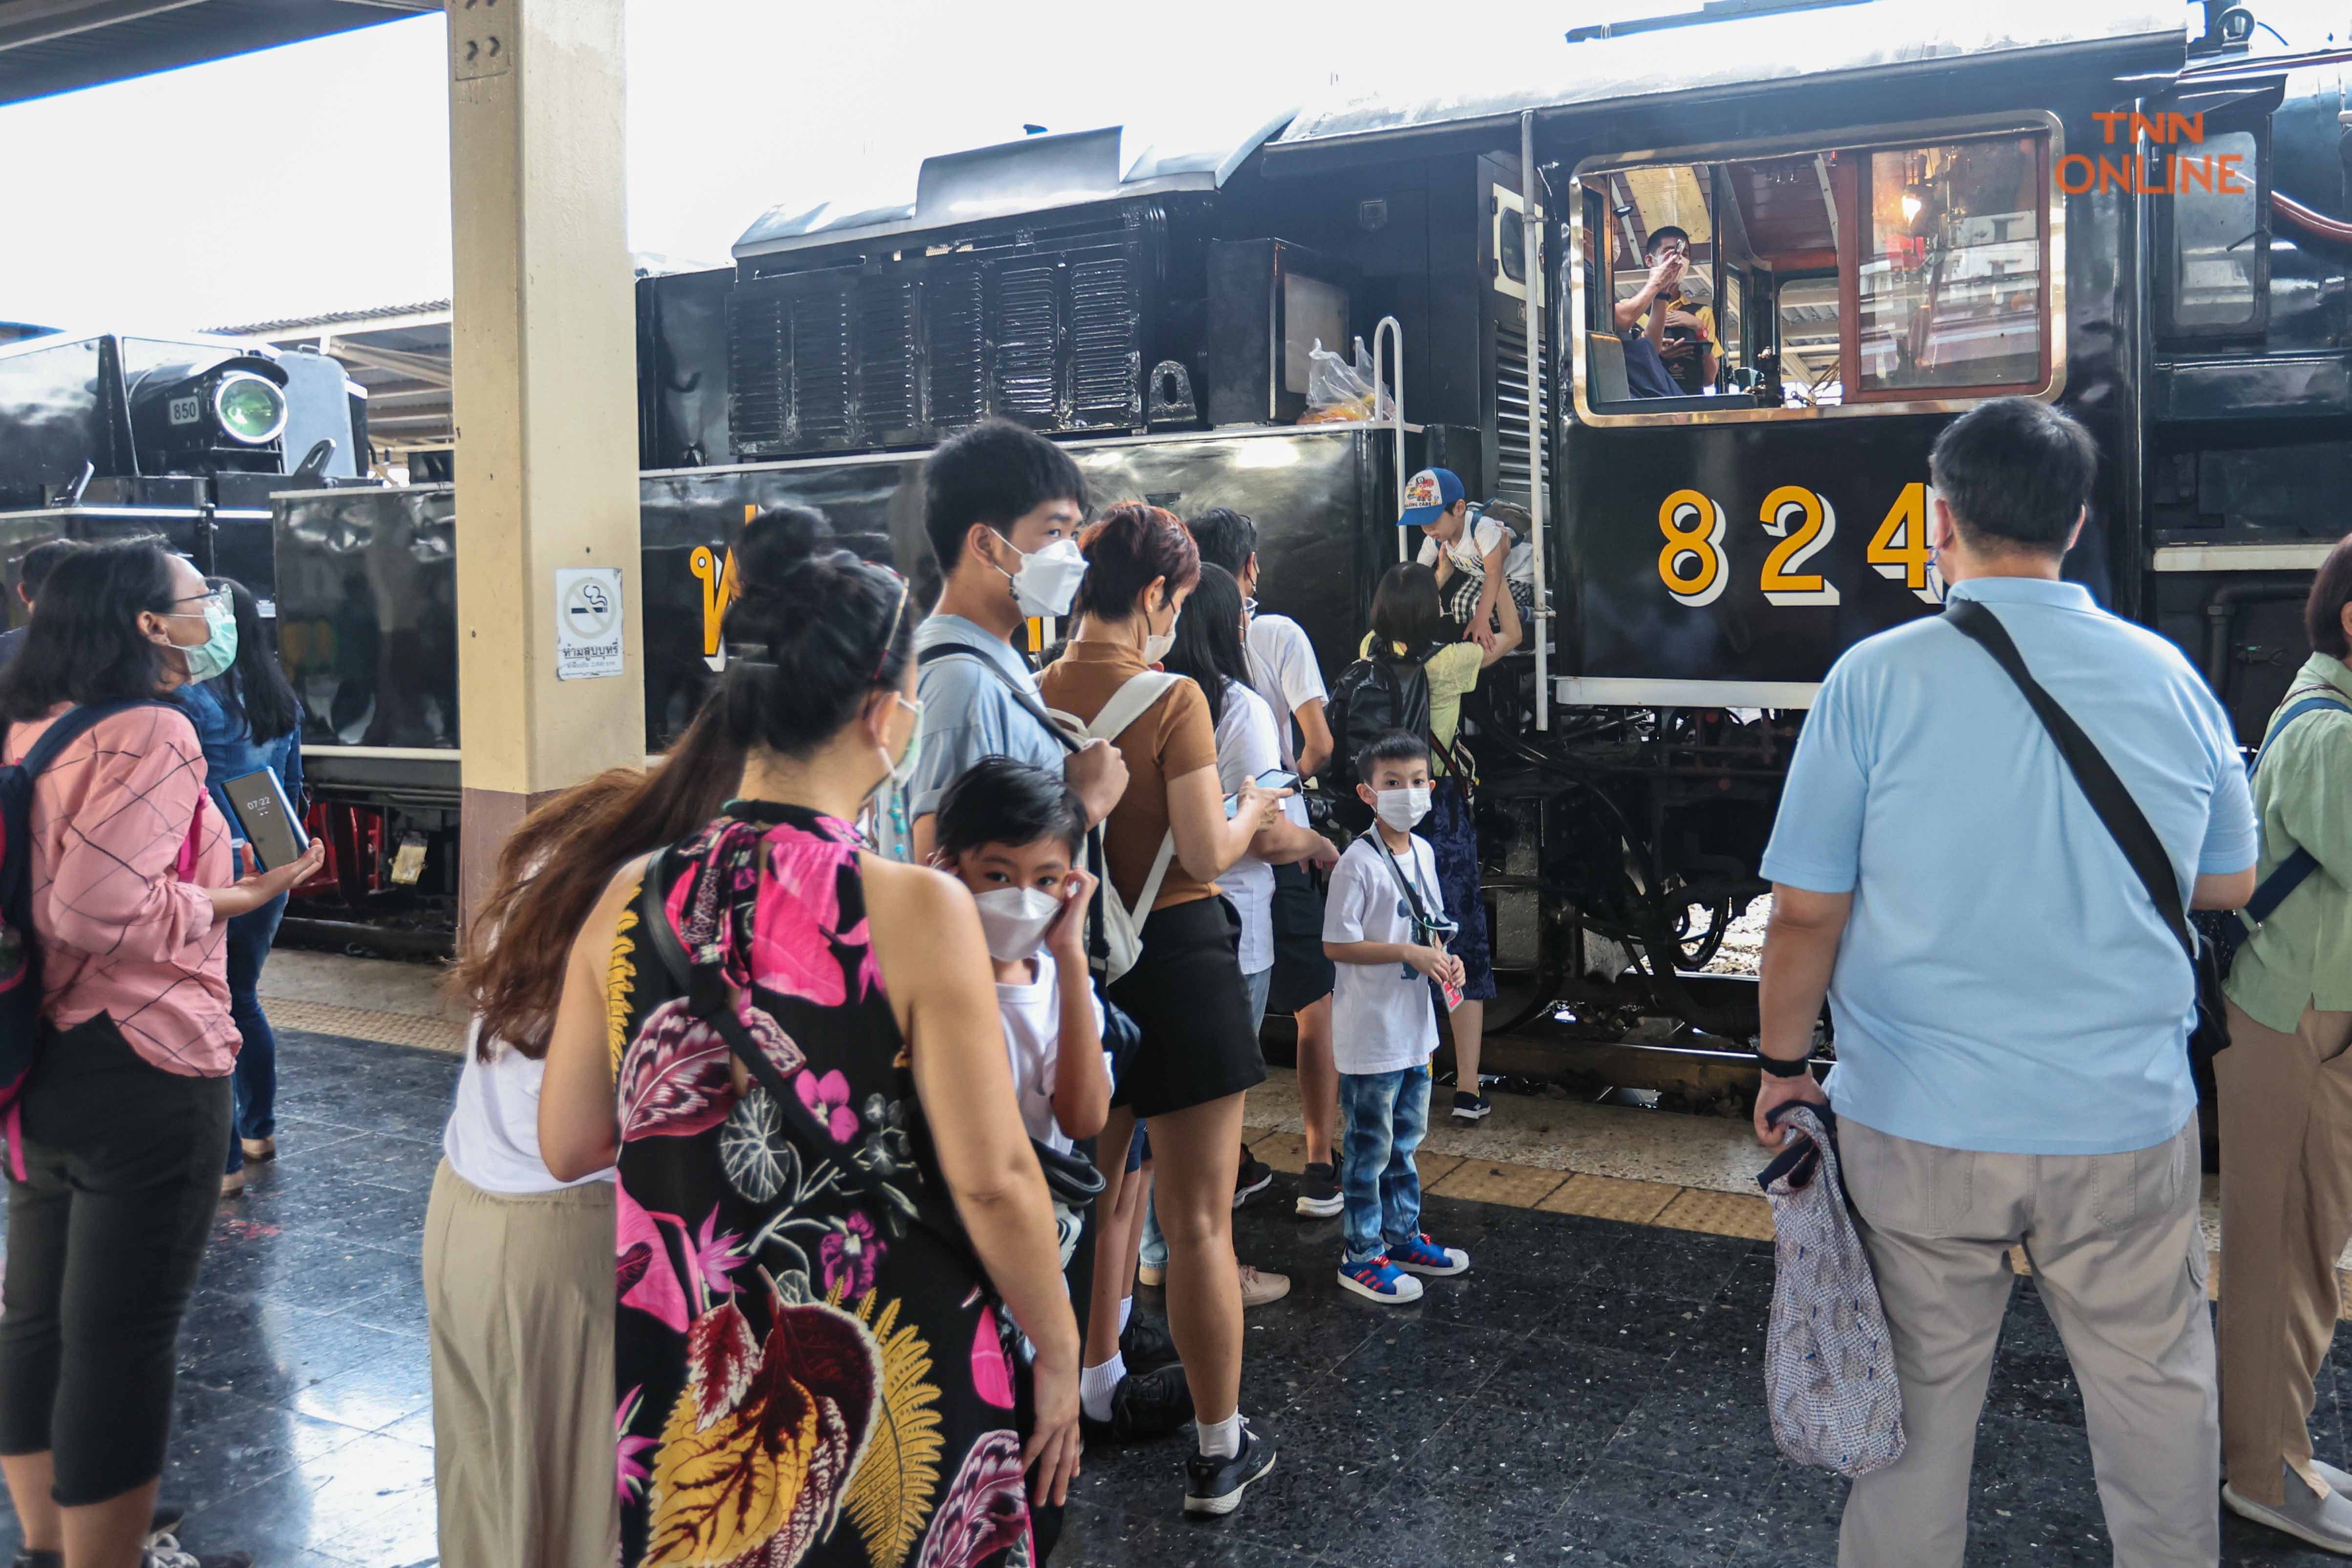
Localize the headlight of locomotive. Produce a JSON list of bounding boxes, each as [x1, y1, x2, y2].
[[213, 371, 288, 446]]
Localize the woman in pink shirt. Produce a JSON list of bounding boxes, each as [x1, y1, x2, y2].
[[0, 540, 320, 1568]]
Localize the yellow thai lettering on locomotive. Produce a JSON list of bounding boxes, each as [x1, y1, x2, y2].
[[689, 544, 740, 658], [1657, 489, 1728, 608], [1758, 486, 1839, 606]]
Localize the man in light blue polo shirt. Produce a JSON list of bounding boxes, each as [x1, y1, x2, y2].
[[907, 421, 1128, 861], [1752, 397, 2257, 1568]]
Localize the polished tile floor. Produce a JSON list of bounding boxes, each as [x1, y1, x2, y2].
[[0, 1029, 2342, 1567]]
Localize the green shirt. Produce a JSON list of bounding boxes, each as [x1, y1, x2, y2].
[[2223, 651, 2352, 1032], [1361, 635, 1485, 772]]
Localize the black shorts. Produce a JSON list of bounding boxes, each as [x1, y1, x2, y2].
[[1106, 897, 1267, 1119], [1267, 859, 1336, 1013]]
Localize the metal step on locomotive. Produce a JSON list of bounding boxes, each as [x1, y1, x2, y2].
[[0, 0, 2341, 1070]]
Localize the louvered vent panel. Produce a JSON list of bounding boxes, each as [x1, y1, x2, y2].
[[925, 266, 986, 430], [790, 286, 855, 447], [855, 277, 919, 440], [1494, 322, 1549, 503], [992, 262, 1061, 423], [1067, 257, 1139, 427], [727, 284, 793, 456]]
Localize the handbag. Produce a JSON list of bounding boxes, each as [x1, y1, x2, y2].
[[1758, 1102, 1906, 1476], [1944, 598, 2230, 1060]]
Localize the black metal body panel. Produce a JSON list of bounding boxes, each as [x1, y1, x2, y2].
[[275, 487, 458, 751], [1558, 91, 2130, 689]]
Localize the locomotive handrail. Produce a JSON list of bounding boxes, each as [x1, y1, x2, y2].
[[2273, 189, 2352, 246], [1521, 110, 1552, 734], [1372, 315, 1407, 562]]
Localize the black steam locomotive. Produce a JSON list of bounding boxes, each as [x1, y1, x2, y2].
[[1, 0, 2343, 1042]]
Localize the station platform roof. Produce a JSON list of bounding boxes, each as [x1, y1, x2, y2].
[[0, 0, 432, 108]]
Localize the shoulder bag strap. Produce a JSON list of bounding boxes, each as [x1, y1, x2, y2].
[[915, 643, 1078, 755], [1944, 598, 2195, 964]]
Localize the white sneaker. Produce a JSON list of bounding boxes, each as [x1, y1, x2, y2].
[[2224, 1464, 2352, 1554]]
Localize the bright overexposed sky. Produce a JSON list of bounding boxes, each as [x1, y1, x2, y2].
[[0, 0, 2334, 332], [0, 0, 1589, 331]]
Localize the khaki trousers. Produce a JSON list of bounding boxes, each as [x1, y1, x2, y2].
[[2217, 998, 2352, 1506], [424, 1158, 619, 1568], [1838, 1117, 2218, 1568]]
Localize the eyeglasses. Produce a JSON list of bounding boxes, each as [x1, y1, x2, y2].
[[871, 570, 910, 679], [167, 585, 230, 616]]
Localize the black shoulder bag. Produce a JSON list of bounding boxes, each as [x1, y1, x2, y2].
[[1944, 598, 2232, 1061]]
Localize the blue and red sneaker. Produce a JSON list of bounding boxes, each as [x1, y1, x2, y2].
[[1390, 1233, 1470, 1277], [1337, 1253, 1424, 1304]]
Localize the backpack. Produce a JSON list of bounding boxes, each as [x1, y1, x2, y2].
[[1322, 647, 1432, 833], [913, 643, 1178, 986], [0, 701, 175, 1138], [1043, 670, 1182, 986]]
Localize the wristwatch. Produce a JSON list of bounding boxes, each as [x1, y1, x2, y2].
[[1755, 1049, 1812, 1078]]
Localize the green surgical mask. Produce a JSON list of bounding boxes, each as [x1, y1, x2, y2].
[[177, 596, 237, 684]]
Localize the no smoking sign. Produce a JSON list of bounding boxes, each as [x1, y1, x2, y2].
[[554, 567, 625, 681]]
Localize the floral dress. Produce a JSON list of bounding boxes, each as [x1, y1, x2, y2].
[[611, 801, 1033, 1568]]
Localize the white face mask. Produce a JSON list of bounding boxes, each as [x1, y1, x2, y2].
[[873, 694, 922, 800], [1374, 786, 1432, 832], [973, 886, 1062, 963], [1142, 603, 1181, 666], [994, 537, 1089, 620]]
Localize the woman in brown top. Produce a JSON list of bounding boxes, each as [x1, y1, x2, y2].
[[1035, 503, 1286, 1518]]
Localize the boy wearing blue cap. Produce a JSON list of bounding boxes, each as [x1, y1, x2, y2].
[[1400, 468, 1535, 652]]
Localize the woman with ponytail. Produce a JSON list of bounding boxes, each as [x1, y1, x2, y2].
[[537, 511, 1081, 1567]]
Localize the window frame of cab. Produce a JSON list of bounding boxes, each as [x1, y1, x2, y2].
[[1566, 109, 2067, 429]]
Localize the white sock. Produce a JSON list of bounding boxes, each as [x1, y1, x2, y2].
[[1197, 1410, 1244, 1459], [1119, 1296, 1134, 1333], [1080, 1353, 1127, 1423]]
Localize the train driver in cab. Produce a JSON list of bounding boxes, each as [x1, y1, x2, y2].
[[1612, 225, 1720, 395]]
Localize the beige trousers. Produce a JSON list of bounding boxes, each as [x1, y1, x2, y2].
[[424, 1158, 619, 1568], [2218, 998, 2352, 1506], [1838, 1117, 2217, 1568]]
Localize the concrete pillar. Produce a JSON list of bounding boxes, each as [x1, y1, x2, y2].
[[443, 0, 642, 925]]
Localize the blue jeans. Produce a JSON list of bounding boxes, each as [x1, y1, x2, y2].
[[1340, 1065, 1431, 1264], [1139, 966, 1272, 1274], [222, 893, 287, 1175]]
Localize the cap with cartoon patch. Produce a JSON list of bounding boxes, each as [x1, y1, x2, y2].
[[1399, 467, 1465, 530]]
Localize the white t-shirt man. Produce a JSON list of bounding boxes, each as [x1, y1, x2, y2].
[[1212, 680, 1282, 976], [1245, 612, 1325, 831], [1417, 512, 1535, 591], [1322, 832, 1445, 1075], [993, 947, 1111, 1156]]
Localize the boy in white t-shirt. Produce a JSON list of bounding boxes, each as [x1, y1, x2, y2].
[[934, 758, 1112, 1211], [1401, 467, 1535, 652], [1321, 730, 1474, 1304], [935, 758, 1194, 1443]]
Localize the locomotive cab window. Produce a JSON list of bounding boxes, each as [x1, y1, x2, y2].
[[1573, 122, 2058, 423]]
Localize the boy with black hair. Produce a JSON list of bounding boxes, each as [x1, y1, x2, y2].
[[1185, 508, 1347, 1217], [934, 756, 1192, 1443], [1322, 730, 1473, 1304], [909, 421, 1127, 862]]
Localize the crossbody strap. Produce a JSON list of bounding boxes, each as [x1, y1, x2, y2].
[[2240, 690, 2352, 925], [1944, 598, 2195, 965], [914, 644, 1077, 755]]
